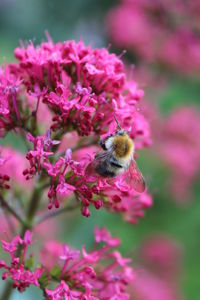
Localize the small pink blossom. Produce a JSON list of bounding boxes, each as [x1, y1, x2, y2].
[[56, 175, 76, 196], [1, 235, 22, 254], [94, 227, 120, 247]]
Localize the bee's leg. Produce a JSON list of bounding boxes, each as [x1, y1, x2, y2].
[[99, 139, 107, 150]]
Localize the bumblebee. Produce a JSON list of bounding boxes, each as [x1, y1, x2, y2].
[[86, 117, 145, 193]]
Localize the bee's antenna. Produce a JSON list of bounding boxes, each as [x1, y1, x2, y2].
[[114, 115, 122, 130]]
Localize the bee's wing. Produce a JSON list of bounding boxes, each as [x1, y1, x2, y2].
[[85, 152, 111, 177], [125, 158, 146, 193]]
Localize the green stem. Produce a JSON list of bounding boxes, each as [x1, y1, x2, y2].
[[35, 202, 79, 225], [0, 281, 13, 300], [0, 182, 44, 300], [0, 195, 27, 227]]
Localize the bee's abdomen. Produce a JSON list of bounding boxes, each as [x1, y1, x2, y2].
[[109, 157, 123, 168], [95, 156, 124, 178]]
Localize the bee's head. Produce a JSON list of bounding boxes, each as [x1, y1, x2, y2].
[[115, 129, 126, 136]]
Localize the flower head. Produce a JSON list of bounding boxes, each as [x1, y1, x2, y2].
[[43, 227, 134, 300]]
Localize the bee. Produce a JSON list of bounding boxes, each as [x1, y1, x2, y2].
[[86, 116, 146, 193]]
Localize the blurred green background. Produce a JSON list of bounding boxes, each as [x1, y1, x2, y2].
[[0, 0, 200, 299]]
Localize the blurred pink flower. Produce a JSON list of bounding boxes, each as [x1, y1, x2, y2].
[[158, 107, 200, 202], [107, 0, 200, 74], [40, 240, 64, 271], [139, 236, 181, 280], [132, 235, 183, 300], [0, 146, 29, 190], [133, 269, 181, 300]]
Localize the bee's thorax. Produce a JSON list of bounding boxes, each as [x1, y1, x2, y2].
[[114, 135, 133, 157], [105, 134, 134, 161]]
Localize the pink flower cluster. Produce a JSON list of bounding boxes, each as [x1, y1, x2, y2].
[[0, 228, 134, 299], [0, 230, 43, 292], [43, 227, 134, 300], [107, 0, 200, 74], [0, 39, 151, 144], [0, 38, 152, 222]]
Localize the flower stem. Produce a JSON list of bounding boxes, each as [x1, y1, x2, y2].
[[0, 194, 27, 227], [0, 181, 44, 300], [35, 201, 79, 225], [0, 281, 13, 300]]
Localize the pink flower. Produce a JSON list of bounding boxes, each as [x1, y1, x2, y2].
[[82, 246, 100, 263], [60, 245, 80, 261], [40, 240, 64, 271], [56, 175, 76, 196], [1, 235, 22, 254], [94, 227, 120, 247], [25, 133, 54, 178], [23, 230, 33, 246], [42, 227, 134, 299], [43, 129, 60, 150]]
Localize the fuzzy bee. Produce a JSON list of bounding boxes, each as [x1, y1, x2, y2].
[[86, 117, 146, 193]]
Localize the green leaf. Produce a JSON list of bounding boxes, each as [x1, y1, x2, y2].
[[50, 266, 62, 279], [25, 256, 34, 269], [38, 271, 49, 290]]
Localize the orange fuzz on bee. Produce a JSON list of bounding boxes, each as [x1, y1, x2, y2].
[[112, 134, 134, 159]]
